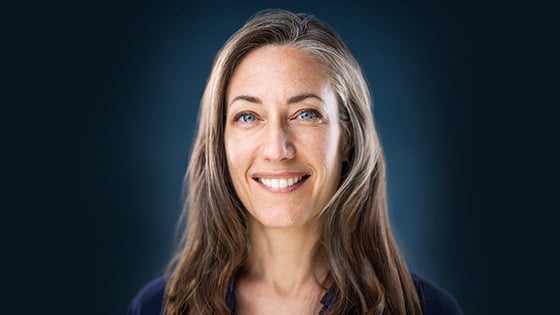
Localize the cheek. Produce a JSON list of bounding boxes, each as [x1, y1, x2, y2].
[[305, 128, 342, 166], [225, 132, 237, 169], [225, 132, 253, 176], [225, 144, 240, 175]]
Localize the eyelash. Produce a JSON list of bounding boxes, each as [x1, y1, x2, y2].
[[295, 109, 322, 121], [232, 109, 323, 124], [233, 111, 258, 123]]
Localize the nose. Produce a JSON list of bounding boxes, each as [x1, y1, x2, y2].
[[262, 121, 295, 161]]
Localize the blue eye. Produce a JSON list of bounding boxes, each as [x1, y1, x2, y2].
[[237, 112, 256, 123], [298, 110, 318, 120]]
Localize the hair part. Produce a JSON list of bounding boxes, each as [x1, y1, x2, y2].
[[164, 9, 422, 315]]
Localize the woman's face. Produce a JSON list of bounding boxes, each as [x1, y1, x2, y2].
[[225, 45, 345, 229]]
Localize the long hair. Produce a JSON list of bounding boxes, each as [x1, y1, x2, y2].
[[164, 9, 422, 315]]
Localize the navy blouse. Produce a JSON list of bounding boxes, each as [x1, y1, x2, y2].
[[128, 274, 462, 314]]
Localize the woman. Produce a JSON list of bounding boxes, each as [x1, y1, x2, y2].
[[128, 9, 462, 315]]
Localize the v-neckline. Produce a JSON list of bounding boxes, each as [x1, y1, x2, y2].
[[226, 278, 338, 314]]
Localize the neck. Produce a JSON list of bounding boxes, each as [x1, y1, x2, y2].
[[242, 219, 327, 295]]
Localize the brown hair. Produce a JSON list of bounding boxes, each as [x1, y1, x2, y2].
[[164, 9, 422, 315]]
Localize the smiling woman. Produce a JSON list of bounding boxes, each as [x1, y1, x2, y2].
[[128, 9, 462, 315], [225, 45, 343, 230]]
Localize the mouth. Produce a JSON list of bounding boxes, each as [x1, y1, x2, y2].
[[252, 174, 310, 191]]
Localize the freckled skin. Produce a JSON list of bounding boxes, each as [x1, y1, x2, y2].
[[225, 45, 344, 229]]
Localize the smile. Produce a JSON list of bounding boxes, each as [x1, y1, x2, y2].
[[257, 176, 304, 189]]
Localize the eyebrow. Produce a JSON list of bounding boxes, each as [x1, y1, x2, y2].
[[228, 93, 324, 107], [288, 94, 324, 104]]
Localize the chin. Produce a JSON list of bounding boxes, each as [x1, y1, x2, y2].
[[250, 207, 312, 229]]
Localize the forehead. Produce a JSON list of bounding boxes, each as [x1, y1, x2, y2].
[[226, 45, 331, 100]]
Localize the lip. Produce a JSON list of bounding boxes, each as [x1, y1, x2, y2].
[[251, 172, 310, 194]]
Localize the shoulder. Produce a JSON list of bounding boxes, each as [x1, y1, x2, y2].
[[127, 276, 166, 315], [411, 274, 463, 315]]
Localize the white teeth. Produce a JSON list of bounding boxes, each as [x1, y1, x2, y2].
[[259, 176, 303, 189]]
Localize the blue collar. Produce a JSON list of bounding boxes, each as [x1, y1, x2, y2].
[[226, 279, 338, 314]]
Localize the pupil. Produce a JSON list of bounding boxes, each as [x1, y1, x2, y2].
[[302, 111, 313, 119]]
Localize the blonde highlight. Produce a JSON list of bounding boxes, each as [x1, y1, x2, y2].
[[164, 9, 422, 315]]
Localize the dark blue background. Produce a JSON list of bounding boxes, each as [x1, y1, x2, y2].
[[5, 1, 556, 314], [103, 1, 472, 313]]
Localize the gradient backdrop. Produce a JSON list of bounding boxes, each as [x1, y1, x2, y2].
[[8, 0, 557, 314], [82, 1, 474, 314], [9, 0, 540, 314]]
